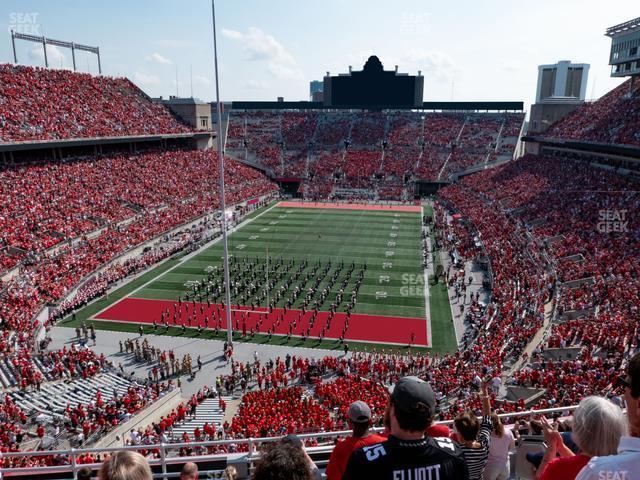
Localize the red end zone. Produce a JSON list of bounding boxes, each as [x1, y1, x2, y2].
[[277, 201, 422, 213], [95, 297, 429, 347]]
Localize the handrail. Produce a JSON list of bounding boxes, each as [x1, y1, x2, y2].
[[1, 404, 584, 480], [0, 404, 585, 478], [0, 403, 579, 460]]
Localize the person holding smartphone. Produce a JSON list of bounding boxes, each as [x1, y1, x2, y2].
[[535, 397, 626, 480]]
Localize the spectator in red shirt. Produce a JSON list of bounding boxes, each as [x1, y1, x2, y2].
[[426, 421, 451, 439], [536, 396, 627, 480], [326, 401, 386, 480]]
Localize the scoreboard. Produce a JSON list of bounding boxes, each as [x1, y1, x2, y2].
[[323, 55, 424, 109]]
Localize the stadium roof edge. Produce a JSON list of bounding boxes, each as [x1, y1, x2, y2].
[[523, 135, 640, 160], [231, 101, 524, 111], [605, 16, 640, 37], [0, 132, 213, 153]]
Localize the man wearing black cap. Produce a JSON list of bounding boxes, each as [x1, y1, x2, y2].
[[326, 401, 386, 480], [343, 376, 469, 479]]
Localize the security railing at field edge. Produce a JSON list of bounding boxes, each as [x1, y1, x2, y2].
[[0, 404, 581, 479]]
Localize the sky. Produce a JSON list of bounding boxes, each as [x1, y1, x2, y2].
[[0, 0, 637, 110]]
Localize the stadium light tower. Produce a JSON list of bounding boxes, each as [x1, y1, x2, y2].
[[211, 0, 233, 346], [11, 31, 101, 73]]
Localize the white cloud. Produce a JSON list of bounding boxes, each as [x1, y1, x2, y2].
[[133, 72, 161, 86], [222, 27, 303, 80], [146, 52, 172, 65], [342, 50, 460, 84], [267, 64, 299, 80], [194, 75, 211, 86], [496, 59, 527, 74], [221, 29, 243, 41], [398, 49, 460, 83], [29, 45, 65, 66], [244, 79, 269, 89]]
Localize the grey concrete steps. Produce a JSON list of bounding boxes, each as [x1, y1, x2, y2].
[[170, 396, 231, 437]]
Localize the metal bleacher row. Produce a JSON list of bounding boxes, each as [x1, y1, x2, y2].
[[0, 354, 70, 389], [6, 371, 134, 420]]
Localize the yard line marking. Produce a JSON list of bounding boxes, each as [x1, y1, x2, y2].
[[422, 204, 432, 348], [91, 202, 280, 318], [90, 202, 435, 349]]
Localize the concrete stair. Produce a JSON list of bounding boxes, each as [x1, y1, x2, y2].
[[170, 395, 232, 438]]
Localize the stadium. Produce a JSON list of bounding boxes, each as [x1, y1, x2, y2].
[[0, 2, 638, 480]]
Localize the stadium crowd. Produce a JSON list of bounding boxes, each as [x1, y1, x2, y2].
[[9, 355, 636, 479], [1, 58, 640, 480], [2, 147, 637, 476], [0, 149, 275, 271], [446, 154, 639, 409], [225, 111, 524, 195], [0, 64, 191, 142], [545, 77, 640, 147]]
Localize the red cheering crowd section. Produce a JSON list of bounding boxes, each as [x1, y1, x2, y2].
[[0, 64, 191, 142], [544, 77, 640, 147], [315, 375, 389, 426], [0, 150, 276, 273], [225, 110, 525, 194], [229, 387, 334, 439], [94, 297, 430, 346], [440, 153, 639, 407], [0, 149, 277, 394]]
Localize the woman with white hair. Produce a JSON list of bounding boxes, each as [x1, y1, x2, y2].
[[535, 396, 627, 480]]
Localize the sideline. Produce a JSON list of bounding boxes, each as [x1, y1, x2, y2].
[[90, 202, 280, 319]]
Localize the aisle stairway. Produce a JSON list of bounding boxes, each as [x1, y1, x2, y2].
[[170, 395, 232, 439]]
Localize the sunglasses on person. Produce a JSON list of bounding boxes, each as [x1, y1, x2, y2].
[[614, 375, 631, 390]]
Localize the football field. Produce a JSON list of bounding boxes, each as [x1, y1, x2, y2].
[[67, 201, 457, 352]]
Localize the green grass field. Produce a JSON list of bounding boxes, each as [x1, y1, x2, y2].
[[62, 203, 457, 354], [138, 206, 424, 317]]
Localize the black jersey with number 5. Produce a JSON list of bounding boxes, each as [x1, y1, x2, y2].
[[343, 435, 469, 480]]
